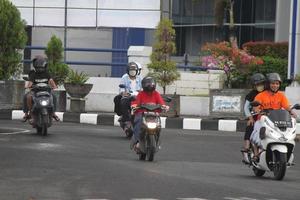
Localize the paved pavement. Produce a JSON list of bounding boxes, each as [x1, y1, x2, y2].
[[0, 120, 299, 200]]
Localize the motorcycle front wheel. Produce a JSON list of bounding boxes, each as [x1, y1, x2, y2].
[[146, 135, 156, 161], [252, 167, 265, 177], [273, 151, 287, 180]]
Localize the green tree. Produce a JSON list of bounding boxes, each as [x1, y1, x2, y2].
[[148, 18, 180, 94], [0, 0, 27, 80], [45, 35, 69, 86]]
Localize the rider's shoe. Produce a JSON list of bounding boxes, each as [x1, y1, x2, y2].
[[52, 113, 60, 121], [22, 113, 30, 122]]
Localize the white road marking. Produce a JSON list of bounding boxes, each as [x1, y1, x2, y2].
[[0, 128, 30, 135], [177, 198, 208, 200]]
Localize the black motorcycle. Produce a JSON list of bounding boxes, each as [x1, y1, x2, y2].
[[118, 84, 136, 138], [135, 104, 165, 162], [30, 83, 54, 136]]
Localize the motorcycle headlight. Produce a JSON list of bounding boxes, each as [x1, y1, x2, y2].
[[40, 99, 49, 106], [147, 122, 157, 129]]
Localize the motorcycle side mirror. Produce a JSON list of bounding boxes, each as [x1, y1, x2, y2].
[[292, 103, 300, 110], [119, 84, 126, 89], [22, 76, 29, 81], [163, 96, 172, 103], [250, 101, 261, 107]]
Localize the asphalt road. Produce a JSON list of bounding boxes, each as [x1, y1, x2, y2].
[[0, 120, 299, 200]]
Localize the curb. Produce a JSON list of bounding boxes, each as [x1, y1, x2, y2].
[[2, 110, 246, 132], [1, 110, 300, 134]]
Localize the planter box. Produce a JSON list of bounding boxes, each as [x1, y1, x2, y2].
[[0, 80, 25, 110], [53, 90, 66, 112], [161, 94, 180, 117]]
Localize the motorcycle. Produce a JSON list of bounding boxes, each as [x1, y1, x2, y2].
[[30, 83, 55, 136], [118, 84, 137, 138], [244, 102, 300, 180], [134, 104, 165, 162]]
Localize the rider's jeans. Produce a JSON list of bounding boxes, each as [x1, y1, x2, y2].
[[250, 121, 262, 147], [133, 113, 143, 143], [120, 97, 131, 121]]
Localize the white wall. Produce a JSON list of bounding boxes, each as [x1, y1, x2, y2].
[[11, 0, 161, 28]]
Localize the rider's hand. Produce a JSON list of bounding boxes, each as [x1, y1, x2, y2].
[[162, 105, 169, 112], [247, 116, 255, 126], [290, 110, 298, 118]]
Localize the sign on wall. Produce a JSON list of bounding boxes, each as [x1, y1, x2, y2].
[[212, 96, 241, 113]]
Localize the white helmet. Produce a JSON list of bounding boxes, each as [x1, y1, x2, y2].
[[135, 62, 142, 75]]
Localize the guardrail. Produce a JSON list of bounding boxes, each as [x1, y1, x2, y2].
[[23, 46, 222, 72], [23, 46, 128, 66]]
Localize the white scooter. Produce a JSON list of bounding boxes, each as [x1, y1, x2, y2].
[[246, 102, 300, 180]]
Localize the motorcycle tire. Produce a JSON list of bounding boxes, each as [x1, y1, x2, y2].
[[252, 167, 265, 177], [273, 151, 287, 180], [146, 135, 156, 161], [41, 115, 49, 136], [125, 129, 133, 139], [36, 127, 42, 135], [139, 153, 146, 160]]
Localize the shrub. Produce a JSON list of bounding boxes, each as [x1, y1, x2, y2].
[[201, 41, 263, 88], [45, 35, 69, 86], [250, 56, 288, 89], [243, 41, 288, 59], [0, 0, 27, 80]]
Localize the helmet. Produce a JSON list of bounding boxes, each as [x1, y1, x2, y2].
[[142, 76, 156, 92], [267, 73, 282, 84], [266, 73, 281, 93], [135, 62, 142, 75], [32, 55, 47, 73], [250, 73, 265, 85], [127, 62, 138, 77]]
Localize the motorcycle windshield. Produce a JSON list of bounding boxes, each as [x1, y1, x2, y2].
[[140, 104, 161, 111], [267, 110, 292, 128]]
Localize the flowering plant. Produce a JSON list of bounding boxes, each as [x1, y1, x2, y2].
[[200, 41, 264, 88]]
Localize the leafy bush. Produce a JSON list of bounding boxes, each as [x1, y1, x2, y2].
[[201, 41, 263, 88], [0, 0, 27, 80], [45, 35, 69, 85], [243, 41, 288, 59], [250, 56, 288, 89], [65, 69, 89, 85]]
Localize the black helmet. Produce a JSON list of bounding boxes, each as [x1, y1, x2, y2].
[[32, 55, 47, 73], [267, 72, 282, 84], [142, 77, 156, 92], [127, 62, 138, 77], [250, 73, 265, 85]]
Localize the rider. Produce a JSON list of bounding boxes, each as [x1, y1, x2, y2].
[[114, 62, 143, 122], [130, 77, 169, 150], [250, 72, 297, 161], [242, 73, 265, 164], [24, 55, 60, 122]]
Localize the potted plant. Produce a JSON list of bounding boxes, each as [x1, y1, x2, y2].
[[148, 18, 180, 117], [45, 35, 70, 111], [0, 0, 27, 110], [64, 69, 93, 112]]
